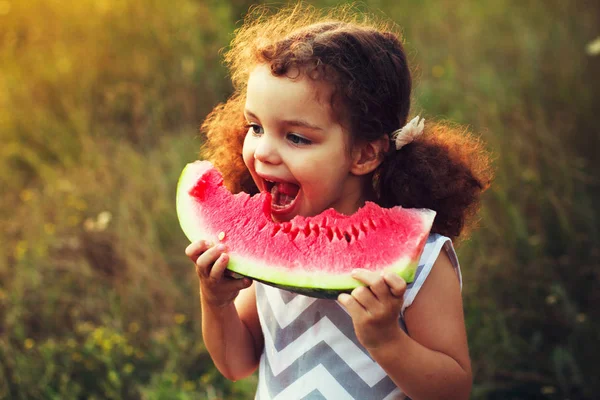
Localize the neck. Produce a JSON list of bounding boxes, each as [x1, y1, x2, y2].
[[336, 175, 374, 215]]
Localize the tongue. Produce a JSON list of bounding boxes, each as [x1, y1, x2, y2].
[[277, 182, 299, 197], [270, 182, 299, 208]]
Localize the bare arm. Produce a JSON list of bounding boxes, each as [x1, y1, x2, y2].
[[187, 240, 264, 381], [370, 250, 471, 399], [339, 250, 471, 400], [201, 283, 264, 380]]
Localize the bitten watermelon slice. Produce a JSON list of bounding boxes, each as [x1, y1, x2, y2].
[[176, 161, 436, 299]]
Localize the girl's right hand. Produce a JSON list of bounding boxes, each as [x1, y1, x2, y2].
[[185, 240, 252, 308]]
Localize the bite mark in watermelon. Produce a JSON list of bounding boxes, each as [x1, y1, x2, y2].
[[176, 161, 436, 299]]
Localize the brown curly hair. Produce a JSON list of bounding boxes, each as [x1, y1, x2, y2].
[[200, 3, 493, 240]]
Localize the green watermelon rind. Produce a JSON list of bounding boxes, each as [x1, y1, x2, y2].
[[226, 254, 417, 291], [237, 258, 418, 299], [176, 162, 428, 298]]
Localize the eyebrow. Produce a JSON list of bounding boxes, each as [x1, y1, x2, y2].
[[244, 109, 323, 131]]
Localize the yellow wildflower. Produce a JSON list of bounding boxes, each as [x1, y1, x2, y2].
[[432, 65, 445, 78], [67, 215, 81, 226], [102, 340, 113, 352], [123, 363, 134, 374], [14, 241, 27, 261], [541, 386, 556, 395], [174, 313, 186, 324], [128, 322, 140, 333], [19, 189, 33, 202]]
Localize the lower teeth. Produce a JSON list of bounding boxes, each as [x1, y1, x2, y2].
[[273, 194, 294, 209], [270, 183, 298, 210], [279, 194, 293, 206]]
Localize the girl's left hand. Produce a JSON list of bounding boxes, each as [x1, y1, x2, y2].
[[338, 269, 407, 349]]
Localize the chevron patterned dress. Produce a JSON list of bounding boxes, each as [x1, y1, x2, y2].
[[254, 233, 462, 400]]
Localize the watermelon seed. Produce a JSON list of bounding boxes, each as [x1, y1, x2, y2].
[[218, 231, 226, 241], [343, 232, 352, 243]]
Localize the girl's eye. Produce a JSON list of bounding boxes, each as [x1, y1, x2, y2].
[[246, 123, 264, 136], [287, 133, 311, 145]]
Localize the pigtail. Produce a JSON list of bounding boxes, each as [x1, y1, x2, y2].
[[377, 122, 493, 240], [199, 93, 257, 194]]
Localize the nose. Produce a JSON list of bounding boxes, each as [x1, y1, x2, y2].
[[254, 132, 281, 165]]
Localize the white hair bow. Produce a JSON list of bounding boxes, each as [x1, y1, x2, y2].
[[391, 116, 425, 150]]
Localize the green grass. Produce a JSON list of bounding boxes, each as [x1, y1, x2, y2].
[[1, 0, 599, 398]]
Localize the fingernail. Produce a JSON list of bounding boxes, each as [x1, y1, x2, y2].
[[217, 244, 226, 251]]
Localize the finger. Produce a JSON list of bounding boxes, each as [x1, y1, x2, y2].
[[208, 252, 229, 283], [185, 240, 210, 261], [350, 285, 379, 311], [220, 276, 253, 292], [195, 243, 226, 277], [382, 272, 407, 298], [337, 293, 365, 316], [351, 269, 389, 300], [224, 270, 245, 279], [351, 269, 380, 285], [370, 277, 393, 300]]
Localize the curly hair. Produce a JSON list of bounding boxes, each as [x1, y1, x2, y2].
[[200, 3, 493, 240]]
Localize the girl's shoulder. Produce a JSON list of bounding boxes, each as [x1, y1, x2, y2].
[[401, 233, 462, 316]]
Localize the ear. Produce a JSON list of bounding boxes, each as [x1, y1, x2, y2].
[[350, 134, 390, 176]]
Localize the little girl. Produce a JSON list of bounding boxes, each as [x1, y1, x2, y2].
[[186, 4, 492, 399]]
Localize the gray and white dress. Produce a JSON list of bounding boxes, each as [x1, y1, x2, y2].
[[254, 233, 462, 400]]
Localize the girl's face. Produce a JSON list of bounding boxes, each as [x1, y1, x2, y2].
[[242, 64, 366, 222]]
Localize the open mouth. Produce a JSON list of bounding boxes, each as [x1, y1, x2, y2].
[[264, 179, 300, 214]]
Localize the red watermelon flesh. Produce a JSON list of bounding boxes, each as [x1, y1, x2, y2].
[[177, 160, 436, 298]]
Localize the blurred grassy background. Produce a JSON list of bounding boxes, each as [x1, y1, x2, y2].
[[0, 0, 598, 399]]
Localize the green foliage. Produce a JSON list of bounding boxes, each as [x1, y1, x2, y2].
[[0, 0, 253, 398], [0, 0, 598, 399]]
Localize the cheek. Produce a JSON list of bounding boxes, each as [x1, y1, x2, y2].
[[242, 134, 254, 169]]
